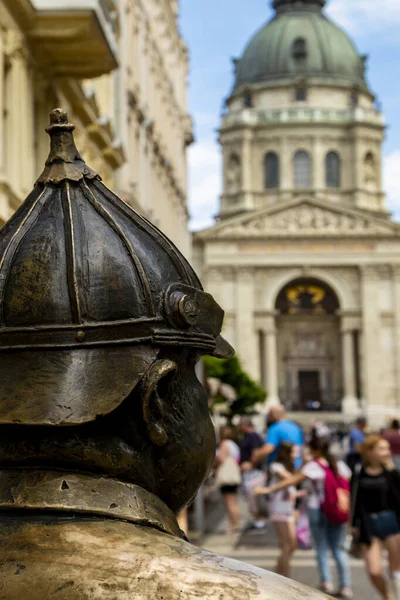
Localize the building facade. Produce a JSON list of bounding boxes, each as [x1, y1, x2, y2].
[[0, 0, 192, 255], [118, 0, 193, 256], [194, 0, 400, 421]]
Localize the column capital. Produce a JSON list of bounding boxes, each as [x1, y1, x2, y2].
[[393, 265, 400, 283], [360, 264, 381, 281], [257, 315, 276, 334], [218, 266, 235, 280], [340, 313, 362, 333], [342, 327, 357, 403], [241, 129, 254, 142], [236, 266, 254, 280], [341, 326, 353, 336], [206, 267, 221, 281]]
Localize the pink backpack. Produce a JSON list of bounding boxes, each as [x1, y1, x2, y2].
[[317, 461, 350, 525]]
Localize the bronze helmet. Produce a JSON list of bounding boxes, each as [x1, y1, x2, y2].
[[0, 109, 233, 426]]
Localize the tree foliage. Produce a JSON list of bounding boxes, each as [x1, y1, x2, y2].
[[203, 354, 266, 419]]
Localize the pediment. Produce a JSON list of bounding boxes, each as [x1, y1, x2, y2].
[[197, 199, 400, 240]]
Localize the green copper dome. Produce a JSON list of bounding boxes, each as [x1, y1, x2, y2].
[[234, 0, 368, 92]]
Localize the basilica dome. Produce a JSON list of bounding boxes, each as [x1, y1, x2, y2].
[[234, 0, 368, 92]]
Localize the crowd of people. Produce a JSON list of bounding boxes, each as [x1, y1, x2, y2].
[[213, 409, 400, 600]]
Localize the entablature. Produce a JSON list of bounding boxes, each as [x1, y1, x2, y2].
[[221, 106, 385, 132]]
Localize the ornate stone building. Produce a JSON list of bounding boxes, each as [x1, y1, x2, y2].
[[118, 0, 193, 256], [0, 0, 192, 255], [194, 0, 400, 421]]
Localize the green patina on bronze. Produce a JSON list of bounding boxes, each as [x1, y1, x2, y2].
[[234, 0, 368, 93]]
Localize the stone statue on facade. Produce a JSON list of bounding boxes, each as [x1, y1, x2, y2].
[[226, 153, 241, 195], [364, 152, 377, 189], [0, 110, 327, 599]]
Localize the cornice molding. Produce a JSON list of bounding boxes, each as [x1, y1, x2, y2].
[[4, 0, 119, 78]]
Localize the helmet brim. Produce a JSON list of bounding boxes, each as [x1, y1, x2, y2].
[[213, 335, 235, 359]]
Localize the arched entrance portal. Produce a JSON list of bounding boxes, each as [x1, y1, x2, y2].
[[276, 278, 342, 411]]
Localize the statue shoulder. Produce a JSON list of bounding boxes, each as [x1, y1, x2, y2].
[[0, 516, 327, 599], [180, 542, 327, 599]]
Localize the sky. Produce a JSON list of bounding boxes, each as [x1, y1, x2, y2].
[[180, 0, 400, 231]]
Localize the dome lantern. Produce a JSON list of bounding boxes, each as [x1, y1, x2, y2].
[[273, 0, 326, 13]]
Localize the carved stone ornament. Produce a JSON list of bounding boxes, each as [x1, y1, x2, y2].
[[200, 199, 400, 239], [364, 152, 378, 188], [0, 111, 329, 599]]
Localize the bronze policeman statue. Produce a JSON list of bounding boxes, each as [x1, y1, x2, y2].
[[0, 109, 326, 598]]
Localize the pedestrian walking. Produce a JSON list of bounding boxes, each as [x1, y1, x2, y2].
[[268, 441, 298, 577], [252, 405, 304, 469], [239, 417, 267, 529], [383, 420, 400, 470], [256, 437, 353, 597], [346, 416, 367, 471], [215, 426, 241, 534], [351, 435, 400, 600]]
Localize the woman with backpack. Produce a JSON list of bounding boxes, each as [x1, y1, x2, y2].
[[352, 435, 400, 600], [256, 437, 352, 597]]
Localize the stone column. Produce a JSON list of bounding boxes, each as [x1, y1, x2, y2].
[[6, 39, 30, 194], [241, 130, 253, 210], [280, 135, 290, 193], [392, 266, 400, 407], [353, 133, 362, 206], [0, 28, 5, 175], [313, 136, 323, 191], [205, 268, 222, 308], [361, 266, 382, 416], [260, 315, 280, 407], [235, 268, 259, 381], [341, 318, 358, 415], [19, 52, 34, 195]]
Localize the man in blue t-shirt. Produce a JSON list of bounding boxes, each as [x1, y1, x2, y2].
[[346, 416, 367, 471], [252, 405, 304, 469]]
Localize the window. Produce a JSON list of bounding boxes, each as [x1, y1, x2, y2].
[[293, 38, 307, 58], [294, 150, 312, 188], [244, 93, 253, 108], [264, 152, 280, 189], [295, 87, 307, 102], [350, 91, 358, 107], [325, 151, 341, 188], [276, 278, 340, 315]]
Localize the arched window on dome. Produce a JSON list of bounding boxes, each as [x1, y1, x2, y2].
[[295, 87, 307, 102], [293, 38, 307, 59], [325, 151, 341, 188], [243, 93, 253, 108], [294, 150, 312, 189], [350, 91, 359, 107], [264, 152, 280, 189]]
